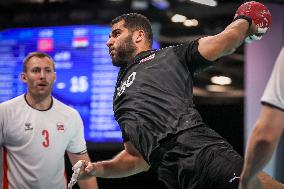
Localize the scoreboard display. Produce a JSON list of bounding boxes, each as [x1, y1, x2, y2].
[[0, 25, 159, 143]]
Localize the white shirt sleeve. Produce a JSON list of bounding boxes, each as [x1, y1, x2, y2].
[[66, 110, 87, 154], [261, 47, 284, 111]]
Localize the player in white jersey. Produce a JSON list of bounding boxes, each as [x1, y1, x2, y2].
[[0, 52, 98, 189], [239, 47, 284, 189]]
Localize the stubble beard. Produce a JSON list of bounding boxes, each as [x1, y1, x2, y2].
[[28, 83, 54, 102], [111, 34, 137, 67]]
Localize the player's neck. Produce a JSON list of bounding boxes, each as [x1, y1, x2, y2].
[[25, 93, 53, 111], [134, 42, 151, 55]]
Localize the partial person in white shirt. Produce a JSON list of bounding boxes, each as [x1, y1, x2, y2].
[[0, 52, 98, 189], [239, 47, 284, 189]]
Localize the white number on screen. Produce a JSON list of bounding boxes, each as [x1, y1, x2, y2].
[[70, 76, 88, 93]]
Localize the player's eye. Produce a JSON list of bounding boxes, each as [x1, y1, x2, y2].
[[112, 30, 121, 38], [31, 68, 40, 73]]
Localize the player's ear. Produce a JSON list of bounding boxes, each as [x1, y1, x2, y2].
[[54, 72, 57, 82], [21, 72, 27, 83], [134, 30, 144, 43]]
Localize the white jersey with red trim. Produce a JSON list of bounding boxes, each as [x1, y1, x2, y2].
[[0, 94, 87, 189], [261, 47, 284, 111]]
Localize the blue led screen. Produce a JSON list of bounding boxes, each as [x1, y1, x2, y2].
[[0, 25, 159, 143]]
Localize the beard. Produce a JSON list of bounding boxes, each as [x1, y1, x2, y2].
[[111, 34, 137, 67]]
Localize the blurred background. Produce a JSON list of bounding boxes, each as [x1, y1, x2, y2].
[[0, 0, 283, 188]]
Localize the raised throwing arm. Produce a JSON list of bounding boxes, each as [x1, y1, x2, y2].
[[198, 1, 271, 61]]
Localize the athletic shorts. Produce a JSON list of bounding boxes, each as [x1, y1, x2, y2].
[[149, 126, 243, 189]]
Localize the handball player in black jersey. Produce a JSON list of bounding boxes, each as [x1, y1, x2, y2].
[[76, 6, 283, 189]]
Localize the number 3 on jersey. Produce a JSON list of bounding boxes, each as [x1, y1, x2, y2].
[[42, 130, 50, 147]]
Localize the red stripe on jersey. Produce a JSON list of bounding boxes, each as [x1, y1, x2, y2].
[[3, 147, 9, 189], [65, 170, 68, 189]]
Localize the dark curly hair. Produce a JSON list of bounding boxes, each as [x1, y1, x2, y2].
[[111, 13, 153, 48]]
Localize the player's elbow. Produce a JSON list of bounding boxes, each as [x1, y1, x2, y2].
[[133, 156, 150, 173], [253, 122, 278, 146]]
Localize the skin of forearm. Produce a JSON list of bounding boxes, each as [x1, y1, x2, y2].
[[91, 150, 149, 178], [199, 19, 255, 61], [242, 124, 280, 181], [77, 178, 98, 189], [217, 19, 253, 57]]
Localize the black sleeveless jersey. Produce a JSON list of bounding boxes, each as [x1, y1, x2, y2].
[[113, 40, 214, 163]]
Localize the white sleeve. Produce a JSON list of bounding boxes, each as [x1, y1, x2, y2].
[[66, 110, 87, 154], [261, 47, 284, 111]]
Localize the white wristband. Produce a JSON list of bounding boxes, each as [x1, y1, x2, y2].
[[68, 160, 84, 189]]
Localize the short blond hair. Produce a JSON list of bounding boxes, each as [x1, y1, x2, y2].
[[23, 52, 55, 72]]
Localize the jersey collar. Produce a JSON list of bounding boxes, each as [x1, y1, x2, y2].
[[24, 94, 54, 111], [133, 50, 156, 64]]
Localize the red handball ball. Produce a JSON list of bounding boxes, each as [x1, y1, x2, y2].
[[235, 1, 272, 29]]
